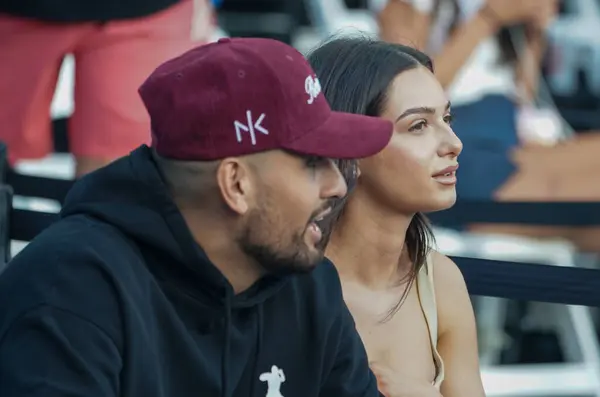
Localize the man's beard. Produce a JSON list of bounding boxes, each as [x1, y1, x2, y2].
[[237, 207, 324, 277]]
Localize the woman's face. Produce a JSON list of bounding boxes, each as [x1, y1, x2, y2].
[[358, 66, 462, 213]]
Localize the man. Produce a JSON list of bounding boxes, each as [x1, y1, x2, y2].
[[0, 38, 393, 397], [0, 0, 215, 176]]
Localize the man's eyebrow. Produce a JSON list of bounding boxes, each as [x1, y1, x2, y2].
[[394, 101, 451, 123]]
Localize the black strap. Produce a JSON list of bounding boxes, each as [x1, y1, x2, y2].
[[8, 171, 600, 228], [0, 185, 13, 263], [7, 170, 73, 204], [429, 201, 600, 226], [452, 256, 600, 307]]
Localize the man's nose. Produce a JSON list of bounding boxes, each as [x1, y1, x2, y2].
[[322, 162, 348, 199]]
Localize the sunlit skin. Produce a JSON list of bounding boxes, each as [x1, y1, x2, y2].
[[356, 67, 461, 215]]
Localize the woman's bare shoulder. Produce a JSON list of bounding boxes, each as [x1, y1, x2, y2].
[[430, 251, 467, 293], [429, 250, 472, 334]]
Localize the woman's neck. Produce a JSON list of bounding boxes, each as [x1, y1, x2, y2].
[[326, 191, 413, 290]]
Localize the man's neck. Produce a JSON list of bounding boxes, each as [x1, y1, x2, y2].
[[180, 207, 263, 294]]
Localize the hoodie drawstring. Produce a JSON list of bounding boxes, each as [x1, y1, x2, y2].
[[221, 289, 233, 397], [249, 306, 264, 395]]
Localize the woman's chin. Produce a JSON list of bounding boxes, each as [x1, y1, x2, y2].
[[422, 195, 457, 214]]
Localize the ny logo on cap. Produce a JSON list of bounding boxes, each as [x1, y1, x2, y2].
[[234, 110, 269, 146], [305, 75, 321, 105]]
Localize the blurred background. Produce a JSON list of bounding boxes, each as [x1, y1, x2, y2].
[[3, 0, 600, 396]]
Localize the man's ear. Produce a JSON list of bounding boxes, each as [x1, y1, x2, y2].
[[215, 158, 253, 215]]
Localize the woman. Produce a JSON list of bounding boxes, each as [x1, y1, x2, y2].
[[308, 37, 485, 397]]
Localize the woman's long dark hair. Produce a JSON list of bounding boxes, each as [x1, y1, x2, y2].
[[308, 36, 435, 321]]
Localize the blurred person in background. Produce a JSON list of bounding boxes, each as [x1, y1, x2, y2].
[[372, 0, 600, 253], [0, 0, 217, 176], [309, 36, 485, 397]]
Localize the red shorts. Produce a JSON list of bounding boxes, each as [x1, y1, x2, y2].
[[0, 0, 209, 164]]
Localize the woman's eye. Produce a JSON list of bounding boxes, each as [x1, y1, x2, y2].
[[408, 121, 427, 132], [443, 114, 454, 125]]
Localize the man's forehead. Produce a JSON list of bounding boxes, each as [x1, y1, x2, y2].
[[241, 151, 315, 182], [245, 150, 302, 166]]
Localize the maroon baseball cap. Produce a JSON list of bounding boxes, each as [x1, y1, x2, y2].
[[139, 37, 393, 161]]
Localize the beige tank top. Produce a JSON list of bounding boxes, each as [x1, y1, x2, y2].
[[415, 254, 445, 389]]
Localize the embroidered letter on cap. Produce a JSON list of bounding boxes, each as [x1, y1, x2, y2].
[[234, 110, 269, 146], [305, 75, 322, 105]]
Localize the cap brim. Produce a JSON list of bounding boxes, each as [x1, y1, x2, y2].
[[283, 111, 393, 160]]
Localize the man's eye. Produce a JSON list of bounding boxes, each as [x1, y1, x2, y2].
[[305, 156, 327, 168]]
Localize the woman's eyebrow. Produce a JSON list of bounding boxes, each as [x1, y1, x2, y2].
[[395, 101, 451, 122]]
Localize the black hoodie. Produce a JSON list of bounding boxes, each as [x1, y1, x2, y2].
[[0, 145, 381, 397]]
